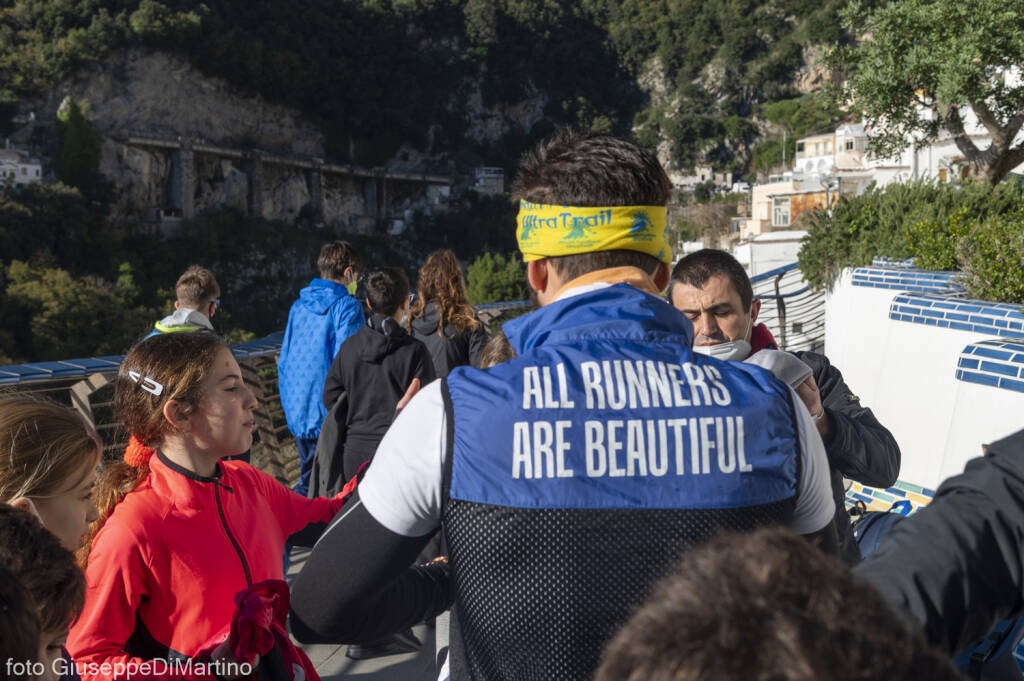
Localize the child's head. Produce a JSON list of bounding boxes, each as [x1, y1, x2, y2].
[[317, 241, 363, 283], [174, 265, 221, 314], [0, 396, 101, 551], [115, 332, 253, 456], [0, 504, 85, 681], [86, 333, 256, 565], [480, 331, 516, 368], [416, 249, 466, 303], [0, 564, 41, 681], [411, 249, 479, 334], [366, 268, 410, 319]]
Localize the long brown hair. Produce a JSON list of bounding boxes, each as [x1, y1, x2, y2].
[[409, 249, 480, 334], [81, 333, 228, 565], [0, 395, 101, 507]]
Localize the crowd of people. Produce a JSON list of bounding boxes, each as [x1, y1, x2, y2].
[[1, 129, 1023, 681]]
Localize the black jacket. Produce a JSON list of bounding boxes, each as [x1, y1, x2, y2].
[[409, 300, 489, 377], [792, 350, 902, 565], [322, 314, 436, 476], [856, 427, 1024, 654]]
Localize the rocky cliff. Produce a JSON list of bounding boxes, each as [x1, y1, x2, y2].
[[32, 50, 388, 227], [26, 49, 547, 230]]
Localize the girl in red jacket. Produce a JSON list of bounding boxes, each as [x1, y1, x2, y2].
[[68, 332, 354, 681]]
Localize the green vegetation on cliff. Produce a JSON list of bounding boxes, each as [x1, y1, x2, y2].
[[1, 0, 866, 173]]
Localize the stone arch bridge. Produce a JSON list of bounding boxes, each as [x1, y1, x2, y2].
[[119, 134, 453, 228]]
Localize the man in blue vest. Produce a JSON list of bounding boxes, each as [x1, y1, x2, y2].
[[289, 130, 837, 681]]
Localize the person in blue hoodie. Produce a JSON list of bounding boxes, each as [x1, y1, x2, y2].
[[278, 241, 365, 497]]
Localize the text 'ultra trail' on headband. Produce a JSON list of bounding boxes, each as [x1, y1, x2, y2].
[[516, 202, 671, 264]]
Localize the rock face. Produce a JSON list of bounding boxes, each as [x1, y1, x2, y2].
[[43, 49, 325, 155], [794, 45, 830, 95], [34, 49, 458, 230], [464, 65, 548, 144]]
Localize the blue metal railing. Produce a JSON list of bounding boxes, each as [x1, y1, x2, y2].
[[0, 332, 288, 386], [0, 266, 828, 386], [749, 263, 825, 353]]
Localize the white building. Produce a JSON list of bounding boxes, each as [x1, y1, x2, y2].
[[737, 113, 1024, 241], [733, 230, 808, 277], [674, 165, 733, 191], [0, 147, 42, 186]]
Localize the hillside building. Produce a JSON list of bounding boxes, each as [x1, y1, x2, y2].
[[0, 144, 42, 186], [737, 112, 1024, 242]]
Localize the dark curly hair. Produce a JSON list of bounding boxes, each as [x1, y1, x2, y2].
[[511, 128, 669, 280], [594, 527, 962, 681], [0, 504, 85, 633]]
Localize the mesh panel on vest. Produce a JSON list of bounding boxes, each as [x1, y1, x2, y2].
[[443, 498, 794, 681]]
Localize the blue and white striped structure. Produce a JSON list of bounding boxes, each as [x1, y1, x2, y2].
[[888, 293, 1024, 337], [956, 339, 1024, 393], [852, 266, 964, 294]]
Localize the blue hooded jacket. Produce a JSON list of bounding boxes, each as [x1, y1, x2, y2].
[[278, 278, 365, 438]]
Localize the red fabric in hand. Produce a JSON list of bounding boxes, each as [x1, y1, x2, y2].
[[229, 582, 288, 664], [223, 580, 320, 681]]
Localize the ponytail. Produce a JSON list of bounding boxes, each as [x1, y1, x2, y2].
[[77, 437, 154, 568]]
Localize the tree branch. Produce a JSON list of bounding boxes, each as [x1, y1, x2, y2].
[[942, 104, 985, 164], [1005, 112, 1024, 148], [998, 144, 1024, 177], [971, 99, 1005, 143]]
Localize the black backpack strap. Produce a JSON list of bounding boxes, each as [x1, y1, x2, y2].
[[440, 377, 455, 510], [785, 387, 803, 509]]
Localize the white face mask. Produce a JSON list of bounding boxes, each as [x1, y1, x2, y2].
[[692, 315, 753, 362]]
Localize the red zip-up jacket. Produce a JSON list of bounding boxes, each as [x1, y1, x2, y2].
[[68, 452, 353, 681]]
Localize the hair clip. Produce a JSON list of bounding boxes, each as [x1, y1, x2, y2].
[[128, 370, 164, 396]]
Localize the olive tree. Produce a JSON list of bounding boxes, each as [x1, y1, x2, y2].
[[831, 0, 1024, 185]]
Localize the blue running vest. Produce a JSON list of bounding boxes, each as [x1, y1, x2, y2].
[[442, 284, 800, 681]]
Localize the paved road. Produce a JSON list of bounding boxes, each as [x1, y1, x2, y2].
[[287, 548, 442, 681]]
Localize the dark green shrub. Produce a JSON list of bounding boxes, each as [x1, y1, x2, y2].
[[467, 252, 528, 305], [798, 180, 1024, 295], [904, 206, 970, 271], [958, 214, 1024, 304]]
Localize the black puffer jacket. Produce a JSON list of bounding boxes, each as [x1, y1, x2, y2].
[[322, 314, 436, 479], [409, 300, 489, 377], [792, 350, 902, 565], [856, 427, 1024, 654]]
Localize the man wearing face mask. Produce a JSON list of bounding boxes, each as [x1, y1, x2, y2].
[[278, 240, 365, 497], [669, 249, 901, 564]]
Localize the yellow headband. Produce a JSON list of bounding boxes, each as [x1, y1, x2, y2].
[[516, 201, 672, 263]]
